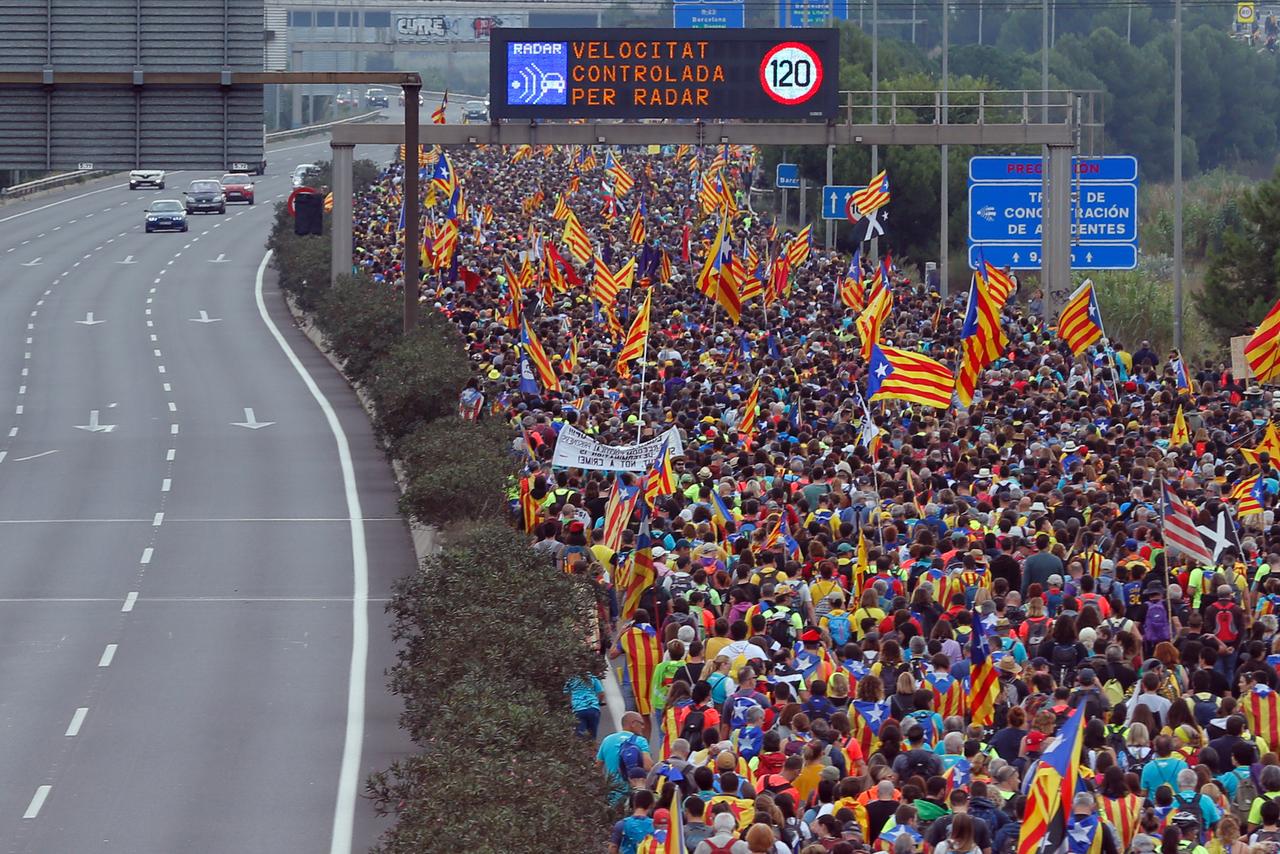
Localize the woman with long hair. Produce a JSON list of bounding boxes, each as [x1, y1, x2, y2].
[[1098, 765, 1144, 851], [934, 813, 981, 854]]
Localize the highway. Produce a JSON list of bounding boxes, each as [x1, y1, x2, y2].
[[0, 127, 417, 852]]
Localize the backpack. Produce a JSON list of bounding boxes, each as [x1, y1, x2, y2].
[[668, 574, 695, 603], [1251, 829, 1280, 854], [1052, 643, 1080, 684], [1171, 790, 1205, 840], [764, 604, 798, 649], [1119, 745, 1152, 776], [879, 661, 906, 697], [1190, 693, 1219, 728], [827, 612, 853, 648], [705, 840, 739, 854], [901, 748, 937, 783], [679, 706, 708, 750], [707, 671, 731, 706], [1025, 617, 1050, 648], [1212, 602, 1241, 646], [728, 694, 763, 730], [1230, 767, 1258, 823], [1102, 678, 1127, 708], [1143, 601, 1172, 643], [617, 734, 644, 777], [1104, 616, 1131, 637]]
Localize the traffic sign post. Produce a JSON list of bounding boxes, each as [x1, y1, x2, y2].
[[821, 184, 866, 220], [673, 3, 746, 28], [967, 154, 1139, 271], [776, 163, 800, 189]]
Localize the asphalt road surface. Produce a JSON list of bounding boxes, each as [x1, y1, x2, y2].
[[0, 128, 419, 852]]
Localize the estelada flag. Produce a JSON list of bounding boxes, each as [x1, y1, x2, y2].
[[922, 670, 966, 720], [1017, 705, 1085, 854], [617, 619, 661, 716], [1245, 297, 1280, 383]]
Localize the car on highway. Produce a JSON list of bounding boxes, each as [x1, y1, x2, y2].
[[183, 178, 226, 214], [129, 168, 166, 190], [291, 163, 320, 188], [463, 100, 488, 122], [220, 173, 255, 205], [366, 88, 389, 108], [144, 199, 188, 233], [336, 90, 359, 108], [398, 91, 425, 107]]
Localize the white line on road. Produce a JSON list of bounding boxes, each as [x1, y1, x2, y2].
[[13, 451, 57, 462], [151, 334, 158, 342], [8, 428, 16, 437], [168, 401, 176, 412], [18, 386, 24, 394], [157, 365, 165, 373], [170, 424, 178, 435], [255, 250, 369, 854], [166, 449, 175, 461], [162, 382, 170, 391], [122, 592, 138, 612], [65, 707, 88, 737], [23, 785, 51, 819], [161, 478, 171, 492], [153, 512, 164, 526], [153, 349, 161, 357], [14, 405, 21, 415], [140, 547, 153, 564], [0, 451, 6, 463], [98, 644, 117, 667]]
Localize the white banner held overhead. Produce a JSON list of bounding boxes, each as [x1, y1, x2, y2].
[[551, 426, 684, 472]]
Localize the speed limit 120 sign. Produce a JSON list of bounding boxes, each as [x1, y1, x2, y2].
[[760, 41, 825, 106]]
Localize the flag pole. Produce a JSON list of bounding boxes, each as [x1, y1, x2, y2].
[[635, 327, 650, 444]]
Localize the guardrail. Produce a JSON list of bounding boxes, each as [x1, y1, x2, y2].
[[0, 169, 109, 199], [266, 108, 387, 143]]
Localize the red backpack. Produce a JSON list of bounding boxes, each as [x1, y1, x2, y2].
[[1212, 601, 1242, 645]]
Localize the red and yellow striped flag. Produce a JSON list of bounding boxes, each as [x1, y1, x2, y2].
[[1245, 686, 1280, 776], [616, 288, 652, 374], [520, 320, 560, 392], [518, 476, 539, 532], [561, 211, 593, 264], [737, 379, 761, 445], [1246, 298, 1280, 383], [629, 203, 646, 245], [1243, 422, 1280, 464], [617, 620, 661, 714], [956, 272, 1009, 408], [642, 444, 677, 509], [552, 195, 570, 221], [1057, 279, 1104, 356], [968, 618, 1000, 727], [786, 224, 812, 268], [855, 286, 893, 362]]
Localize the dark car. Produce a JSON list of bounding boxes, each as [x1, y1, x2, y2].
[[463, 100, 488, 122], [184, 179, 225, 214], [366, 88, 389, 108], [145, 199, 188, 233], [220, 173, 255, 205]]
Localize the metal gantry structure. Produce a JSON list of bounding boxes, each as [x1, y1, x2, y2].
[[327, 87, 1101, 331]]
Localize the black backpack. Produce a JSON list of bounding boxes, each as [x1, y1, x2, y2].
[[764, 604, 797, 648], [679, 706, 707, 750], [1051, 643, 1080, 684], [901, 748, 937, 783], [1172, 790, 1205, 840]]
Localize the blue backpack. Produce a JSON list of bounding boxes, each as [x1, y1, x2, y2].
[[827, 612, 852, 648], [617, 734, 644, 777]]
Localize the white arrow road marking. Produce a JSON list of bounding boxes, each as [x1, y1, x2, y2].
[[209, 253, 229, 263], [231, 407, 275, 430], [74, 410, 116, 433], [116, 255, 136, 264], [20, 258, 42, 267], [13, 450, 58, 462], [189, 310, 221, 323], [75, 312, 104, 326]]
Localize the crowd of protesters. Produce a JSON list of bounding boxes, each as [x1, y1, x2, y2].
[[347, 141, 1280, 854]]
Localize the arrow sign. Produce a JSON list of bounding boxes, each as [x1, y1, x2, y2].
[[231, 408, 274, 430], [20, 258, 42, 267], [75, 313, 104, 326], [209, 254, 229, 264], [74, 410, 116, 433], [188, 310, 221, 324], [116, 255, 136, 265]]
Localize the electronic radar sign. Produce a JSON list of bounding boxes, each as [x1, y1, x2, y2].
[[489, 28, 838, 120]]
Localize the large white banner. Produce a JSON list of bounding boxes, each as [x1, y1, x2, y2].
[[551, 426, 685, 472]]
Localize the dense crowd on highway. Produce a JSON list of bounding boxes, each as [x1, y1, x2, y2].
[[347, 141, 1280, 854]]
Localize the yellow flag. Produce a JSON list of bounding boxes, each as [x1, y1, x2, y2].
[[1171, 405, 1191, 447]]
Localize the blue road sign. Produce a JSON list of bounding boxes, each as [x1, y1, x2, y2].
[[969, 155, 1138, 184], [673, 3, 746, 27], [776, 163, 800, 189], [778, 0, 850, 27], [968, 243, 1137, 271], [821, 185, 866, 220], [968, 183, 1138, 244]]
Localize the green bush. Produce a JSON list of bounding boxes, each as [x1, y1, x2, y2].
[[365, 313, 471, 442], [313, 274, 403, 384], [397, 418, 514, 526]]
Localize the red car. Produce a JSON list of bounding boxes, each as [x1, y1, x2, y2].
[[219, 173, 255, 205]]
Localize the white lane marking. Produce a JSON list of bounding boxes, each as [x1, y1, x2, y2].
[[26, 324, 32, 330], [25, 338, 32, 344], [170, 424, 178, 435], [162, 382, 170, 391], [14, 405, 23, 415], [174, 252, 181, 258], [24, 352, 31, 359], [151, 334, 158, 342], [18, 386, 25, 394], [161, 478, 171, 492], [145, 309, 151, 315], [152, 278, 160, 284], [153, 349, 161, 357], [146, 321, 153, 328], [166, 449, 175, 461], [13, 450, 58, 462], [23, 785, 51, 819], [65, 708, 88, 737], [256, 250, 369, 854], [158, 365, 165, 373], [149, 287, 156, 294], [7, 428, 16, 437], [153, 512, 164, 526], [35, 300, 42, 306], [146, 298, 153, 304], [140, 547, 153, 564], [68, 220, 76, 224], [52, 226, 60, 231], [97, 644, 117, 667], [21, 368, 28, 377], [0, 451, 6, 462], [72, 261, 79, 267], [167, 402, 176, 412], [122, 592, 138, 612]]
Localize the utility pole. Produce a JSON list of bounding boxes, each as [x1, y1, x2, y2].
[[871, 0, 879, 260], [1173, 0, 1184, 349], [940, 0, 949, 298]]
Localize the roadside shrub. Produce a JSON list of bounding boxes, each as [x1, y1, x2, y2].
[[397, 418, 513, 526], [313, 273, 402, 384], [365, 312, 471, 441]]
